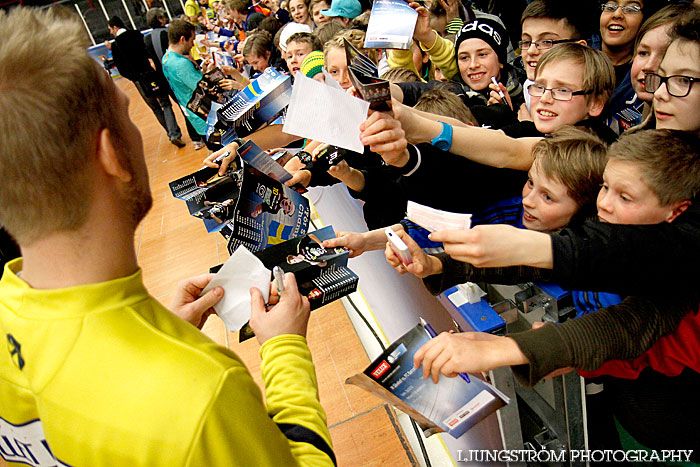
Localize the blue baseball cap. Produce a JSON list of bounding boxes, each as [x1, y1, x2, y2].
[[321, 0, 362, 19]]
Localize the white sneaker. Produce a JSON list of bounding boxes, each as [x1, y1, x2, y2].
[[193, 141, 206, 151]]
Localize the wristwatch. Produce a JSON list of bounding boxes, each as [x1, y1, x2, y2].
[[297, 151, 314, 164], [430, 121, 453, 151]]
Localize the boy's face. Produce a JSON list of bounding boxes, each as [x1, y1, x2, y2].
[[325, 47, 351, 89], [520, 17, 576, 81], [653, 40, 700, 135], [597, 159, 685, 224], [289, 0, 310, 24], [630, 24, 671, 102], [285, 40, 312, 74], [312, 1, 330, 26], [599, 0, 644, 51], [457, 38, 502, 91], [246, 52, 270, 72], [530, 58, 604, 134], [521, 159, 579, 232]]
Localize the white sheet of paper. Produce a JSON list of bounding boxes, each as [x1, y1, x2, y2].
[[201, 246, 271, 332], [407, 201, 472, 232], [283, 75, 369, 153]]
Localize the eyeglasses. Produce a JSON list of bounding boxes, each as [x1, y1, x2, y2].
[[600, 3, 642, 14], [518, 39, 575, 51], [527, 83, 590, 101], [645, 72, 700, 98]]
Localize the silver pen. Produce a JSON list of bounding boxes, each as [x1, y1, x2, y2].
[[273, 266, 285, 296], [491, 76, 506, 100]]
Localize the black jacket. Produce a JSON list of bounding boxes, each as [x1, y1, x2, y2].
[[144, 28, 169, 69], [550, 201, 700, 295], [111, 30, 152, 82]]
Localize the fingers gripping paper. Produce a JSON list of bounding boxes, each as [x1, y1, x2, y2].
[[283, 75, 369, 153], [201, 246, 271, 331]]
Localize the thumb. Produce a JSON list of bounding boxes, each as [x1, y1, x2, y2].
[[195, 286, 224, 312]]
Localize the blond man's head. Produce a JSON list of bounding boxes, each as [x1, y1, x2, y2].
[[0, 7, 126, 245]]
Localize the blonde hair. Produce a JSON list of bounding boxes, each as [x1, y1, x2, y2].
[[380, 67, 421, 84], [413, 86, 478, 126], [535, 43, 615, 106], [533, 126, 608, 218], [633, 3, 699, 54], [323, 29, 378, 64], [608, 129, 700, 206], [0, 7, 120, 245]]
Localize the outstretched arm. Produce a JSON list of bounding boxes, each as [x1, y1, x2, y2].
[[414, 294, 697, 389], [360, 101, 540, 171]]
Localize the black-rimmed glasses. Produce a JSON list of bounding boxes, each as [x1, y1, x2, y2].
[[645, 72, 700, 98]]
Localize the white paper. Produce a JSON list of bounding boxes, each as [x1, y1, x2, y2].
[[457, 282, 487, 304], [406, 201, 472, 232], [201, 246, 271, 331], [283, 75, 369, 153], [447, 289, 468, 308]]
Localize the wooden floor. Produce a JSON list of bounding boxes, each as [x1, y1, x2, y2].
[[121, 77, 420, 466]]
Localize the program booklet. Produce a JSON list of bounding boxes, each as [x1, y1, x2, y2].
[[364, 0, 418, 50], [225, 163, 310, 253], [216, 66, 292, 137], [347, 323, 509, 438], [254, 225, 358, 309], [187, 68, 230, 120], [344, 39, 391, 112], [169, 145, 309, 246], [213, 226, 360, 341]]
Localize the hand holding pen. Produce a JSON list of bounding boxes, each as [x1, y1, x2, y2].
[[419, 317, 470, 383]]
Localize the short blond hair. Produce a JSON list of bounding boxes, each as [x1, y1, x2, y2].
[[535, 43, 615, 106], [413, 86, 478, 126], [533, 126, 608, 218], [323, 29, 378, 64], [0, 7, 120, 245], [608, 130, 700, 206]]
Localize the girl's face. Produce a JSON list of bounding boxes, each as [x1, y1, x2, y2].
[[653, 40, 700, 135], [599, 0, 644, 54], [630, 24, 671, 102], [325, 47, 351, 89], [289, 0, 310, 25]]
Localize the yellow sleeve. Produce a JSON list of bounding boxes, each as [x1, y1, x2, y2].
[[187, 335, 334, 467], [420, 33, 458, 80], [387, 49, 422, 78]]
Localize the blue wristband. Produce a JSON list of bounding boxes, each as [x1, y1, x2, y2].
[[430, 121, 453, 151]]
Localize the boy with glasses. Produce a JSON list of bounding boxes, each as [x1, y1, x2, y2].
[[361, 43, 616, 173], [517, 0, 593, 114]]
